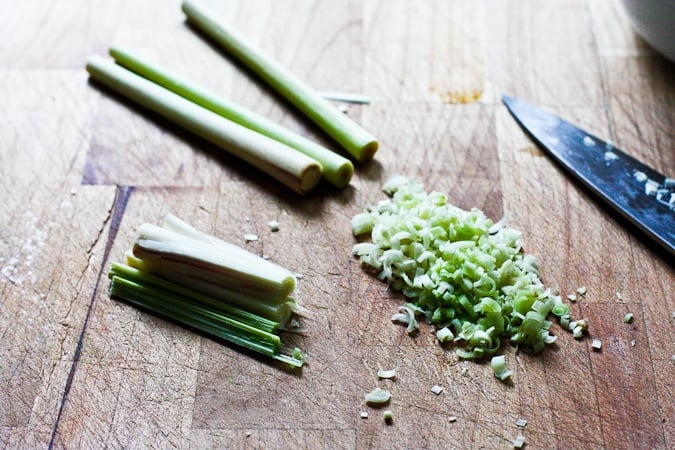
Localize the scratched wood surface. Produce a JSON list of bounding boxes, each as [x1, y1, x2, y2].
[[1, 0, 673, 448]]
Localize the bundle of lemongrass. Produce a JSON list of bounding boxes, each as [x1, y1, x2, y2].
[[108, 214, 307, 368], [86, 0, 378, 194]]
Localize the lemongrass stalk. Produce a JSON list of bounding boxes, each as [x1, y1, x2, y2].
[[132, 223, 296, 303], [109, 46, 354, 187], [161, 213, 269, 262], [126, 252, 295, 324], [109, 262, 281, 332], [181, 0, 378, 162], [86, 55, 321, 194], [110, 276, 281, 356]]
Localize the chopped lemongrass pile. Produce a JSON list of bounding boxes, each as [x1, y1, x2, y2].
[[181, 0, 378, 162], [108, 214, 307, 368], [352, 177, 581, 359]]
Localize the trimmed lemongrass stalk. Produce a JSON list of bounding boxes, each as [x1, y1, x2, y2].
[[109, 262, 282, 333], [133, 223, 296, 303], [125, 252, 296, 325], [181, 0, 379, 162], [85, 56, 322, 195], [109, 276, 308, 367], [109, 46, 354, 188]]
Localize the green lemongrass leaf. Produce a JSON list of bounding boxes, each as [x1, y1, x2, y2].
[[133, 223, 296, 303], [109, 262, 280, 333], [181, 0, 378, 162], [110, 46, 353, 188], [109, 276, 281, 357], [85, 56, 322, 194]]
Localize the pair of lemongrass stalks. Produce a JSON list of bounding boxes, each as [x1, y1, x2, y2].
[[109, 214, 308, 368], [87, 0, 378, 194]]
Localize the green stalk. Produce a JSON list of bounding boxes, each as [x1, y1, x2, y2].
[[181, 0, 378, 162], [125, 252, 296, 325], [109, 45, 354, 188], [109, 262, 281, 333], [109, 276, 281, 357], [86, 55, 322, 195]]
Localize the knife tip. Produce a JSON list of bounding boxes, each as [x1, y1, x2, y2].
[[501, 94, 515, 106]]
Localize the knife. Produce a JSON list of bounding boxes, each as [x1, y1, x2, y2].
[[502, 95, 675, 257]]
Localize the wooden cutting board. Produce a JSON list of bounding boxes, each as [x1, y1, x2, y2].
[[1, 0, 673, 448]]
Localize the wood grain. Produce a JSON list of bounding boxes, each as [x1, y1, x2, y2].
[[1, 0, 673, 448]]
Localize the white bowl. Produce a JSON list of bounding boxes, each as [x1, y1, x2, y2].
[[621, 0, 675, 62]]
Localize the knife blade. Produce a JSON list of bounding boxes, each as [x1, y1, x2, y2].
[[502, 95, 675, 257]]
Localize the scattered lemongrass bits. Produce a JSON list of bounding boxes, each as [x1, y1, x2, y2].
[[515, 418, 528, 428], [431, 385, 444, 395], [181, 0, 378, 163], [352, 176, 582, 360], [624, 312, 634, 324]]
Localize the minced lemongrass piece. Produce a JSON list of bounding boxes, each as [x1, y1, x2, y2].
[[244, 233, 258, 242], [592, 339, 602, 350], [491, 355, 513, 381], [318, 91, 371, 104], [436, 327, 454, 343], [377, 369, 397, 379], [513, 434, 526, 448], [268, 221, 280, 232], [568, 294, 577, 302], [431, 385, 444, 395], [110, 46, 353, 188], [365, 387, 391, 405], [624, 312, 634, 323], [360, 411, 368, 419], [449, 416, 457, 422], [392, 306, 419, 334], [85, 56, 321, 195], [181, 0, 378, 162], [351, 176, 577, 359], [383, 410, 393, 422], [516, 418, 528, 428], [576, 286, 587, 296]]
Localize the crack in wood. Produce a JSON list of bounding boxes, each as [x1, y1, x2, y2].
[[47, 185, 134, 449]]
